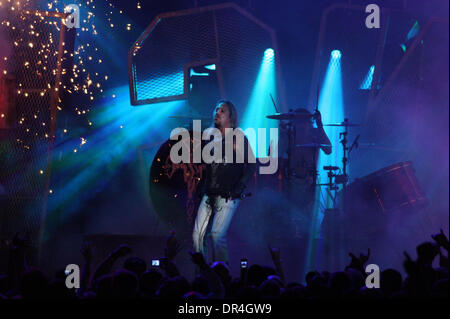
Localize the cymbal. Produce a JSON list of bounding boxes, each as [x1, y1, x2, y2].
[[169, 115, 211, 121], [266, 112, 313, 120], [296, 143, 331, 148], [323, 165, 340, 171], [358, 144, 403, 151], [323, 122, 360, 127]]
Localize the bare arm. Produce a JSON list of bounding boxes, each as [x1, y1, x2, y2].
[[313, 110, 332, 155], [432, 229, 449, 252], [91, 244, 131, 284], [318, 128, 332, 155]]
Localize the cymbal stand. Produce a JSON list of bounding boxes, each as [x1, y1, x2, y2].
[[339, 118, 349, 183], [317, 169, 339, 210], [285, 112, 295, 179]]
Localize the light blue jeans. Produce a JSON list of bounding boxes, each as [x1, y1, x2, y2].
[[193, 194, 239, 263]]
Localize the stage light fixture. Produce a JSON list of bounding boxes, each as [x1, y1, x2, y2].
[[331, 50, 342, 59]]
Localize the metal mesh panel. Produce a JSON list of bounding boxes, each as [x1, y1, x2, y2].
[[133, 10, 217, 102], [129, 4, 276, 107], [311, 5, 446, 176], [215, 7, 273, 108], [352, 19, 449, 239], [363, 20, 449, 169], [316, 6, 382, 120], [366, 51, 421, 150], [0, 6, 66, 249]]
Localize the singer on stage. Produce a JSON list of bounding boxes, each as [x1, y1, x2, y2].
[[192, 100, 256, 263]]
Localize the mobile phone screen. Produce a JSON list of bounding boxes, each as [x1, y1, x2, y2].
[[152, 259, 160, 267]]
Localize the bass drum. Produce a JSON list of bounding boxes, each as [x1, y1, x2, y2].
[[345, 161, 428, 214], [341, 161, 428, 237], [149, 131, 204, 238]]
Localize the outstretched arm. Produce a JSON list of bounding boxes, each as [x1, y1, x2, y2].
[[313, 110, 332, 155], [91, 244, 131, 284], [164, 231, 182, 261], [345, 249, 370, 275], [269, 245, 285, 283], [432, 229, 449, 252]]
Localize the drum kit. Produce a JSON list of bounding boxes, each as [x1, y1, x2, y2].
[[264, 109, 428, 241], [265, 110, 427, 212], [265, 110, 361, 210], [149, 106, 427, 238]]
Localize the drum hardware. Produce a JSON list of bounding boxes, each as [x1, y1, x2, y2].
[[319, 118, 361, 220], [266, 100, 366, 217], [296, 143, 332, 148], [317, 183, 339, 191], [266, 112, 314, 120], [267, 99, 295, 179], [334, 174, 348, 185], [349, 134, 360, 156], [317, 169, 340, 209], [323, 122, 360, 127], [270, 93, 279, 113]]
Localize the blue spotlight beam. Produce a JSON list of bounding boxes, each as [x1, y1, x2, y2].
[[360, 65, 375, 90], [241, 48, 278, 158], [45, 86, 185, 232], [305, 50, 345, 274]]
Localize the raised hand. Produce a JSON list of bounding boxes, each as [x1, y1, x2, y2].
[[113, 244, 132, 258], [347, 249, 370, 272], [268, 245, 281, 264], [348, 252, 361, 270], [164, 231, 182, 260], [431, 229, 449, 250], [403, 251, 417, 275], [360, 248, 370, 265]]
